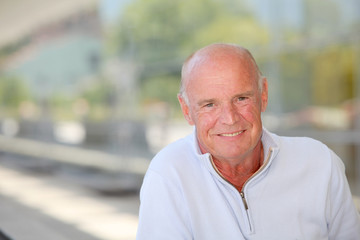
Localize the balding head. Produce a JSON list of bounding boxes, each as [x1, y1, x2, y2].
[[179, 43, 264, 105]]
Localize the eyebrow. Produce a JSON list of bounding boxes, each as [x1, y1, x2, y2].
[[197, 98, 217, 107], [233, 91, 254, 98]]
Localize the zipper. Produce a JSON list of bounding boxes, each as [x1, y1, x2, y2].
[[241, 148, 273, 190], [209, 148, 274, 232], [239, 147, 273, 206], [209, 148, 273, 202], [240, 191, 248, 210], [238, 148, 273, 232]]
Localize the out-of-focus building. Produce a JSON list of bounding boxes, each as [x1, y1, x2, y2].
[[0, 0, 100, 47], [0, 0, 101, 97]]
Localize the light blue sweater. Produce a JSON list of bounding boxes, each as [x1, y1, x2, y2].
[[137, 129, 360, 239]]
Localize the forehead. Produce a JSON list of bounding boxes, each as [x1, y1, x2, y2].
[[185, 52, 258, 94]]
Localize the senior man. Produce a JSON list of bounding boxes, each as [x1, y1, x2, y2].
[[136, 43, 360, 239]]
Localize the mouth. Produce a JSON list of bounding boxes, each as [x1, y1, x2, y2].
[[218, 130, 245, 137]]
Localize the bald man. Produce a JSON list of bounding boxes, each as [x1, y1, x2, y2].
[[136, 43, 360, 240]]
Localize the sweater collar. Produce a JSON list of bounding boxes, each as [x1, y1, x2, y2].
[[190, 127, 280, 173]]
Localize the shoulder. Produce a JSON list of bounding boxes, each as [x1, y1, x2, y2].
[[267, 131, 347, 190], [270, 131, 341, 169], [147, 133, 198, 175], [272, 132, 330, 156]]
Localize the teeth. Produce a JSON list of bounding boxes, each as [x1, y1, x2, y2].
[[220, 131, 243, 137]]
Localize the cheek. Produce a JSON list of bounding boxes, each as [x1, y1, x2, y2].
[[237, 105, 262, 122], [195, 112, 217, 133]]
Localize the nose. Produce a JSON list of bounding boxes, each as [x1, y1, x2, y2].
[[220, 103, 238, 125]]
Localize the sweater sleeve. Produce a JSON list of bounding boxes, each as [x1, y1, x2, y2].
[[136, 169, 192, 240], [327, 150, 360, 240]]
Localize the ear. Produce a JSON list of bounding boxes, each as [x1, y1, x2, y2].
[[260, 78, 268, 112], [178, 94, 195, 125]]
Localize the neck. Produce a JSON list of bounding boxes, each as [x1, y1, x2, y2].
[[211, 142, 264, 192]]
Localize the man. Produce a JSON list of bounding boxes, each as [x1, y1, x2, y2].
[[136, 43, 360, 239]]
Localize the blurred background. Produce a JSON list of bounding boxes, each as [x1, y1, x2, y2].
[[0, 0, 359, 239]]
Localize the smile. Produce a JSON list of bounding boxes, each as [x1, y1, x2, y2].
[[219, 131, 244, 137]]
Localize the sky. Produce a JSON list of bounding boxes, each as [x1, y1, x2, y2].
[[99, 0, 305, 29], [99, 0, 131, 25], [99, 0, 360, 31], [249, 0, 304, 29]]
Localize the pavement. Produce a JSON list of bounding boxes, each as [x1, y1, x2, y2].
[[0, 148, 359, 240], [0, 194, 101, 240], [0, 163, 140, 240]]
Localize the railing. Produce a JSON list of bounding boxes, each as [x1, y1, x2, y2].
[[0, 131, 359, 211], [0, 134, 150, 175]]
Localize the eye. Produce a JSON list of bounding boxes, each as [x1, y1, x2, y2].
[[204, 103, 214, 108], [237, 97, 247, 102]]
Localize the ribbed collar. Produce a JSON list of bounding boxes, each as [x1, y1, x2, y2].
[[190, 127, 280, 177]]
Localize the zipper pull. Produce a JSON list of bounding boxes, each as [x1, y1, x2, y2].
[[240, 191, 249, 210]]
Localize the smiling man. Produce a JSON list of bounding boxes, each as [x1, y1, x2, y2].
[[136, 43, 360, 240]]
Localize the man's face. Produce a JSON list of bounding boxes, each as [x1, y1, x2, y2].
[[179, 53, 268, 163]]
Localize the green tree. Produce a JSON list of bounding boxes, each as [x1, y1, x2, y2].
[[79, 78, 116, 120], [310, 46, 356, 106], [105, 0, 269, 114], [141, 74, 180, 108], [108, 0, 268, 62], [0, 76, 31, 111]]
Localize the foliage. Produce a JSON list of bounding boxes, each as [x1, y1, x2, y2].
[[279, 51, 312, 112], [309, 45, 356, 106], [273, 43, 358, 112], [103, 0, 360, 117], [48, 78, 116, 121], [141, 75, 180, 108], [78, 78, 116, 120], [0, 75, 31, 111], [81, 78, 115, 107], [105, 0, 269, 116], [108, 0, 268, 61]]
